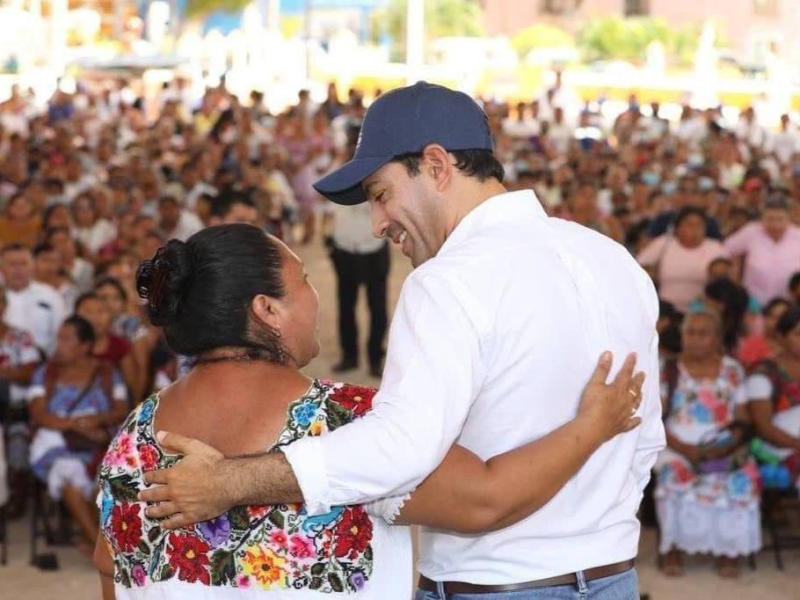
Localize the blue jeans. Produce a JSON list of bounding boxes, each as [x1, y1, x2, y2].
[[415, 569, 639, 600]]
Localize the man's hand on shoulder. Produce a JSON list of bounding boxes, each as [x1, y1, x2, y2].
[[139, 431, 236, 529]]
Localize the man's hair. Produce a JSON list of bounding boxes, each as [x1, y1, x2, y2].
[[790, 271, 800, 292], [32, 243, 56, 257], [391, 149, 505, 184], [0, 243, 31, 257]]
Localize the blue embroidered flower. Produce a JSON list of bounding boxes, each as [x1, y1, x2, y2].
[[292, 402, 318, 428], [689, 401, 712, 424], [728, 472, 752, 498], [100, 485, 114, 526], [138, 400, 155, 424], [197, 515, 232, 546]]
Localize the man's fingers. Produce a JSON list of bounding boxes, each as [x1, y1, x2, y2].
[[156, 431, 212, 455], [160, 514, 191, 531], [143, 469, 170, 487], [612, 353, 637, 391], [145, 501, 181, 520], [139, 483, 172, 503], [588, 351, 613, 385]]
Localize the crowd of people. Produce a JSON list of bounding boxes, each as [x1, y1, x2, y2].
[[0, 71, 799, 582]]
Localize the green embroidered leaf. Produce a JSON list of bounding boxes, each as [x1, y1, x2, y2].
[[327, 400, 352, 431], [267, 509, 285, 530], [364, 546, 373, 562], [210, 550, 236, 586], [228, 506, 250, 531], [309, 576, 324, 590], [126, 417, 136, 434], [137, 540, 151, 556], [147, 526, 161, 543], [107, 474, 139, 502], [118, 568, 131, 588], [160, 564, 174, 581], [310, 563, 326, 577], [328, 572, 345, 592]]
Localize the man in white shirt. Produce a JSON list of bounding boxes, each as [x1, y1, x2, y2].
[[142, 83, 664, 597], [158, 195, 204, 242], [322, 200, 390, 377], [0, 245, 66, 356]]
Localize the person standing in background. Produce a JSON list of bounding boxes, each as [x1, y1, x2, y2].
[[323, 200, 390, 378]]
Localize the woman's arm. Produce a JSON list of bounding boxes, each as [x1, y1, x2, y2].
[[29, 395, 75, 432], [665, 431, 703, 464], [395, 352, 644, 533], [101, 399, 129, 428], [93, 535, 116, 600], [750, 399, 800, 451]]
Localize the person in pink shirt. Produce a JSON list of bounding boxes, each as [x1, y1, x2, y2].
[[724, 195, 800, 306], [638, 206, 727, 313]]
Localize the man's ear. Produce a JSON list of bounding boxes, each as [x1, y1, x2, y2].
[[421, 143, 454, 193]]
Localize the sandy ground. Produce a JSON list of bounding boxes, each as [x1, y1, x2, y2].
[[2, 239, 798, 599]]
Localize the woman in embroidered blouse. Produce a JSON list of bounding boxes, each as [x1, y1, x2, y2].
[[655, 309, 760, 579], [93, 224, 643, 599], [746, 307, 800, 490], [29, 315, 128, 552]]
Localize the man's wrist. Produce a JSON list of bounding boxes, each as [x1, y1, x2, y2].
[[571, 415, 606, 450]]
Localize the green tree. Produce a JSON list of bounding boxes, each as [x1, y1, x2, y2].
[[371, 0, 485, 62], [183, 0, 251, 20], [511, 24, 574, 59], [576, 16, 704, 66]]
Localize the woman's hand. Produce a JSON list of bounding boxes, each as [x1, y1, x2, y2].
[[576, 352, 645, 444]]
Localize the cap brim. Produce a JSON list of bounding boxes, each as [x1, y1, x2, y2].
[[314, 156, 392, 205]]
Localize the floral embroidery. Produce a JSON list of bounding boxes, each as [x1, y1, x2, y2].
[[99, 382, 375, 592], [169, 533, 212, 584], [110, 504, 142, 553], [657, 357, 761, 507], [243, 546, 288, 589]]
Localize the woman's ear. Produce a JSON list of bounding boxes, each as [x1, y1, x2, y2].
[[251, 294, 284, 338]]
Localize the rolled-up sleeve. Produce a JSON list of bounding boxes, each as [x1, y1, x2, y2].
[[281, 269, 487, 515]]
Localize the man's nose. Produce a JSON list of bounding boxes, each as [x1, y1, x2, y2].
[[371, 205, 388, 239]]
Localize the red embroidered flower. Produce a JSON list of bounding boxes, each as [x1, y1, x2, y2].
[[167, 533, 211, 585], [248, 505, 270, 520], [330, 386, 375, 418], [333, 508, 373, 559], [111, 503, 142, 552], [138, 444, 159, 471]]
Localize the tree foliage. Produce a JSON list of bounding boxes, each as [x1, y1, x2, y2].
[[511, 24, 574, 58], [576, 16, 707, 66], [371, 0, 485, 62], [184, 0, 252, 20]]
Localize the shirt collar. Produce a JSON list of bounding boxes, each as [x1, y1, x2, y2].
[[438, 189, 547, 257]]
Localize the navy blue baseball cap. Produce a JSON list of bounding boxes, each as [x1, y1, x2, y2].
[[314, 81, 494, 205]]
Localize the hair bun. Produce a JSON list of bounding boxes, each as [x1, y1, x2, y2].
[[136, 239, 192, 327]]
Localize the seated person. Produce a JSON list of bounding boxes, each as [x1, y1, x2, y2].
[[29, 316, 127, 553], [657, 309, 760, 579]]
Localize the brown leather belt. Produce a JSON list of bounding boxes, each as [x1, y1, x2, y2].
[[418, 559, 635, 594]]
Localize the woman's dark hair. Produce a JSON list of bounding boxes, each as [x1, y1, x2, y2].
[[43, 204, 68, 229], [392, 149, 505, 184], [136, 224, 288, 361], [95, 276, 128, 303], [75, 291, 102, 313], [777, 306, 800, 337], [764, 297, 791, 318], [63, 315, 96, 347], [704, 277, 749, 352], [673, 205, 708, 232]]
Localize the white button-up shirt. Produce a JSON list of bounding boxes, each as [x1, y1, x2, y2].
[[5, 281, 66, 356], [283, 190, 664, 584]]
